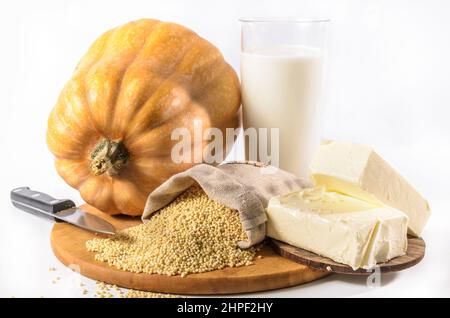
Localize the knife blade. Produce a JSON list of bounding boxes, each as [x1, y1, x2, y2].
[[10, 187, 116, 235]]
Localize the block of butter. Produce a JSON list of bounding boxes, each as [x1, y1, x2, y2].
[[266, 187, 408, 270], [310, 141, 430, 237]]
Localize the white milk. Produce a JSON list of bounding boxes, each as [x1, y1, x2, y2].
[[241, 45, 324, 178]]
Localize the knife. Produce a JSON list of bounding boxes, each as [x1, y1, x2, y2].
[[10, 187, 116, 235]]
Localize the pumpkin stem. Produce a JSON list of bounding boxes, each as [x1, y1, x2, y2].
[[90, 139, 129, 176]]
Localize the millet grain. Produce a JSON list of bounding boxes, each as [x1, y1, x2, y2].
[[86, 186, 256, 277]]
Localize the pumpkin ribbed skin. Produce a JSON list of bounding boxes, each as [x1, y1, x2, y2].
[[47, 19, 240, 216]]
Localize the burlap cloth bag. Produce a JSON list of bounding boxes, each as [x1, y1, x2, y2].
[[142, 161, 311, 248]]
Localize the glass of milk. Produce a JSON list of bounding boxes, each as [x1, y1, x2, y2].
[[240, 18, 329, 178]]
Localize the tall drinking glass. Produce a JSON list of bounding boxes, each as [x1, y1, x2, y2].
[[240, 18, 329, 178]]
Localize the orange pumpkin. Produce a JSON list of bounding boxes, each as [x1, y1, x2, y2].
[[46, 19, 240, 216]]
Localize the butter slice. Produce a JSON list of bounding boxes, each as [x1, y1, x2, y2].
[[310, 141, 430, 237], [266, 187, 408, 270]]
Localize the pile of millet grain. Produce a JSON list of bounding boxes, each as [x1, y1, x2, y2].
[[86, 185, 256, 277]]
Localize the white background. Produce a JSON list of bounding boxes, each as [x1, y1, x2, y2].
[[1, 0, 449, 297]]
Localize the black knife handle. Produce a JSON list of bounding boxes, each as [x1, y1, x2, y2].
[[10, 187, 76, 220]]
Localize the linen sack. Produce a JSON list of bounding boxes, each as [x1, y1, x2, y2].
[[142, 161, 311, 248]]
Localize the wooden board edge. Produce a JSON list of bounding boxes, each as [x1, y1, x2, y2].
[[270, 237, 426, 276], [50, 227, 330, 295]]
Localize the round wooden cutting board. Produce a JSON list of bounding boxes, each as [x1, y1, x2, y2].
[[271, 236, 425, 275], [50, 204, 329, 295]]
